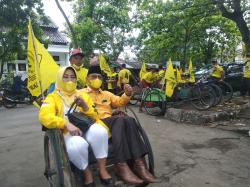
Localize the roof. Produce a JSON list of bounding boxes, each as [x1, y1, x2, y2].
[[40, 19, 68, 45], [40, 20, 58, 30]]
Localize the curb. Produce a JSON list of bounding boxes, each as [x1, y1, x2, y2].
[[164, 101, 250, 125]]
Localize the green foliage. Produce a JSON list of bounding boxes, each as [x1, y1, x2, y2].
[[64, 0, 248, 67], [212, 0, 250, 55], [73, 0, 132, 61], [134, 0, 242, 67], [0, 0, 46, 79]]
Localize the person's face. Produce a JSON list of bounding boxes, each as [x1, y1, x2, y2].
[[70, 55, 83, 66], [87, 73, 103, 90], [63, 69, 77, 83]]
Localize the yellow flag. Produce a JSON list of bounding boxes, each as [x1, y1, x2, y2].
[[27, 19, 59, 97], [139, 62, 147, 80], [180, 68, 183, 75], [165, 59, 176, 97], [188, 58, 195, 83], [99, 54, 113, 77], [176, 68, 183, 83]]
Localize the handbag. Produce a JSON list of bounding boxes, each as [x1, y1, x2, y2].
[[66, 100, 95, 133]]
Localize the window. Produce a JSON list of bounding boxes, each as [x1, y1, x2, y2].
[[7, 64, 16, 72], [53, 56, 60, 61], [18, 64, 26, 71]]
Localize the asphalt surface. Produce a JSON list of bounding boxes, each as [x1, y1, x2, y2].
[[0, 105, 250, 187]]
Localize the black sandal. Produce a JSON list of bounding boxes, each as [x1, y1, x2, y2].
[[100, 176, 115, 187]]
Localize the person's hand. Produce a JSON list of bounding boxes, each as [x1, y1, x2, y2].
[[75, 96, 89, 111], [124, 84, 133, 96], [66, 123, 83, 136]]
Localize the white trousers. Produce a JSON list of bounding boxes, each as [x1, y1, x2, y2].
[[64, 123, 108, 170]]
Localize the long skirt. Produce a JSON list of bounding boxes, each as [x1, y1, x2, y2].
[[102, 116, 148, 163]]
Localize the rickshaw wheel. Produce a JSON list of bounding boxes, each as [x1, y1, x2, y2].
[[44, 129, 75, 187]]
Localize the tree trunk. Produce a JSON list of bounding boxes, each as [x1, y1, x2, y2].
[[214, 0, 250, 55], [54, 0, 78, 48], [244, 40, 250, 56], [0, 61, 4, 80]]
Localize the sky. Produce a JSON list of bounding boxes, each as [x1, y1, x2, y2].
[[42, 0, 136, 59], [42, 0, 73, 31]]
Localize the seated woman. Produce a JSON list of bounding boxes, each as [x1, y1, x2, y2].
[[81, 66, 158, 185], [39, 66, 113, 187]]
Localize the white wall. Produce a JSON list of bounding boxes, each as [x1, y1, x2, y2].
[[2, 44, 70, 77]]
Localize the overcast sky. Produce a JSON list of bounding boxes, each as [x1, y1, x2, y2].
[[41, 0, 136, 59], [42, 0, 73, 31]]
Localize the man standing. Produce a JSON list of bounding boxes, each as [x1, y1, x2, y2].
[[69, 48, 88, 88], [241, 54, 250, 97], [210, 60, 225, 81], [117, 64, 132, 89]]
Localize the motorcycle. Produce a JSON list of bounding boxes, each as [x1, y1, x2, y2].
[[0, 86, 35, 108]]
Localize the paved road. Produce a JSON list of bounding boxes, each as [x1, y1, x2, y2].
[[0, 105, 250, 187]]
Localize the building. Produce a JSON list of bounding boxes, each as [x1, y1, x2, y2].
[[2, 20, 70, 79]]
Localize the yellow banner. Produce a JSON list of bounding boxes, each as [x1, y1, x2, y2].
[[188, 58, 195, 83], [27, 19, 59, 97], [176, 68, 183, 83], [99, 54, 114, 77], [165, 59, 176, 97], [139, 62, 147, 80]]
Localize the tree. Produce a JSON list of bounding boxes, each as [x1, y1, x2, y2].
[[212, 0, 250, 55], [53, 0, 78, 48], [0, 0, 46, 79], [73, 0, 132, 61], [134, 0, 240, 67]]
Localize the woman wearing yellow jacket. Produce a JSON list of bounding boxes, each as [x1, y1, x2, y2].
[[39, 66, 113, 187]]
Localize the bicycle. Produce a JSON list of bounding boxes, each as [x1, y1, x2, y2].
[[144, 78, 217, 116], [206, 78, 233, 103]]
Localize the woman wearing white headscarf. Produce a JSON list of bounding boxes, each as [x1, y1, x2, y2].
[[39, 66, 113, 187]]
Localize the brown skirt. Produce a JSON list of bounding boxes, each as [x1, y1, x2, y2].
[[102, 116, 148, 163]]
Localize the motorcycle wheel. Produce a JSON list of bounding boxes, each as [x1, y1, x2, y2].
[[3, 98, 17, 108]]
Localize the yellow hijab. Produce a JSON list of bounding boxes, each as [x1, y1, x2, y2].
[[55, 66, 78, 106]]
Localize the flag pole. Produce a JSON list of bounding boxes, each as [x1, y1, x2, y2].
[[29, 17, 44, 100]]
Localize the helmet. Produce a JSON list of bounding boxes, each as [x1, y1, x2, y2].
[[69, 48, 84, 60]]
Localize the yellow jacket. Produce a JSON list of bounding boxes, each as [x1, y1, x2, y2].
[[39, 91, 110, 136], [211, 65, 224, 78], [118, 68, 132, 84], [75, 67, 88, 88], [244, 61, 250, 78], [143, 72, 159, 84], [80, 88, 130, 119]]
